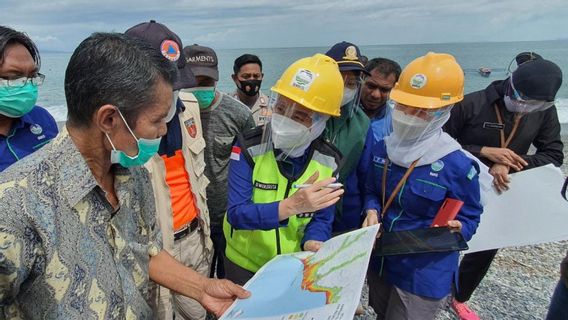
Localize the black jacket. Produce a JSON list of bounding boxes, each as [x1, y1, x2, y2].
[[444, 80, 564, 169]]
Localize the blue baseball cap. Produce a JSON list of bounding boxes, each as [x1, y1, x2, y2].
[[325, 41, 369, 75]]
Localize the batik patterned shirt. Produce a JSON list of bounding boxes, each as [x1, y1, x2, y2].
[[0, 127, 162, 319]]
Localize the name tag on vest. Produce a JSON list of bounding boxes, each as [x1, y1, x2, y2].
[[482, 122, 504, 130], [254, 181, 278, 190]]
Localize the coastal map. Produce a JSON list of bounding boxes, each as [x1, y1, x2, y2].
[[220, 225, 380, 320]]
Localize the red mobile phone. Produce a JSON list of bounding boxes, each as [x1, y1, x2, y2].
[[431, 198, 464, 227]]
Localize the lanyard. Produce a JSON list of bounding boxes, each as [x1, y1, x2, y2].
[[494, 104, 523, 148], [381, 158, 419, 219]]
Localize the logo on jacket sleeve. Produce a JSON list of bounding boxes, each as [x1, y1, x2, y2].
[[184, 118, 197, 138]]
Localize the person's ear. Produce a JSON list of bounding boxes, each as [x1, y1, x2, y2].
[[95, 105, 121, 134]]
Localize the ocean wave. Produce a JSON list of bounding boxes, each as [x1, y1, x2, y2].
[[556, 98, 568, 124], [43, 104, 67, 122]]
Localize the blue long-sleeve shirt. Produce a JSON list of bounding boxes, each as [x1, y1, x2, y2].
[[362, 135, 483, 299], [226, 142, 334, 245], [333, 107, 392, 233], [0, 106, 58, 172]]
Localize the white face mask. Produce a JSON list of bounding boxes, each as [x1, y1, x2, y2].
[[341, 87, 357, 106], [271, 113, 311, 150], [391, 109, 430, 140], [165, 90, 179, 123]]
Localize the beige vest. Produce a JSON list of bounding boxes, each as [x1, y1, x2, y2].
[[232, 90, 271, 126], [145, 92, 212, 253]]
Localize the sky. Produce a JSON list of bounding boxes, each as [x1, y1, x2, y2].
[[1, 0, 567, 52]]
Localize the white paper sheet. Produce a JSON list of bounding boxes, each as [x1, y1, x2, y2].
[[466, 164, 568, 253]]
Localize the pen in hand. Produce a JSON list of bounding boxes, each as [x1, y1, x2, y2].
[[293, 183, 343, 189]]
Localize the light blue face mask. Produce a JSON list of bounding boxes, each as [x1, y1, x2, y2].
[[105, 108, 161, 167], [0, 82, 38, 118]]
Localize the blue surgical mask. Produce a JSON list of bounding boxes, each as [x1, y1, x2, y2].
[[105, 108, 161, 167], [0, 82, 38, 118], [188, 86, 216, 109]]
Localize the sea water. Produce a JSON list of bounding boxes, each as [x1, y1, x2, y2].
[[38, 40, 568, 125]]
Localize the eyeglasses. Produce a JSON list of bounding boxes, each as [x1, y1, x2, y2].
[[0, 73, 45, 88]]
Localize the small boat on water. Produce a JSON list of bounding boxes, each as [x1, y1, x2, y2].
[[478, 67, 492, 77]]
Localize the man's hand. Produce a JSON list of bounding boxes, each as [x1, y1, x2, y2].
[[303, 240, 323, 252], [199, 278, 251, 317], [279, 171, 344, 220], [447, 220, 462, 232], [480, 147, 527, 171], [489, 163, 511, 193], [362, 209, 379, 227]]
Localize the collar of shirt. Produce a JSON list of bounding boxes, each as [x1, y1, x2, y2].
[[369, 103, 387, 120], [484, 80, 507, 106], [50, 127, 101, 207], [4, 110, 35, 136]]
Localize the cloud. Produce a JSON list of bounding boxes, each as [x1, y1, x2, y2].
[[31, 35, 58, 43], [1, 0, 567, 51]]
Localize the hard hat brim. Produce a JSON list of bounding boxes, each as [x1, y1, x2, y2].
[[390, 88, 463, 109], [271, 87, 341, 117]]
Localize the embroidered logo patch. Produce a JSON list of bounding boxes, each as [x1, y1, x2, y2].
[[184, 118, 197, 138], [30, 124, 43, 135], [431, 160, 444, 172], [342, 46, 359, 60], [160, 40, 180, 62]]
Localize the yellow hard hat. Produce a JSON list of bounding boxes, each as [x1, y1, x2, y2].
[[271, 53, 343, 117], [390, 52, 464, 109]]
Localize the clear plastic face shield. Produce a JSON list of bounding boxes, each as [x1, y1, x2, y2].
[[389, 101, 453, 142], [384, 101, 454, 166], [503, 74, 556, 114], [261, 92, 330, 160], [341, 71, 364, 118]]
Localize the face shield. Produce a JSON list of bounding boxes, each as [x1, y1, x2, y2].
[[385, 101, 455, 167], [503, 75, 555, 114], [390, 101, 453, 142], [340, 71, 364, 118], [261, 92, 329, 160]]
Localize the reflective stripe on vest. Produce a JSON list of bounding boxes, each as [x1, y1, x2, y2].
[[223, 145, 337, 273]]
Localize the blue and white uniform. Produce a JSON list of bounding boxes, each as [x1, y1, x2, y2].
[[0, 106, 57, 172], [363, 135, 483, 299]]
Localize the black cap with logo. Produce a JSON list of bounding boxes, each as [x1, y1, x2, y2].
[[125, 20, 196, 89], [183, 44, 219, 81], [325, 41, 369, 75]]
